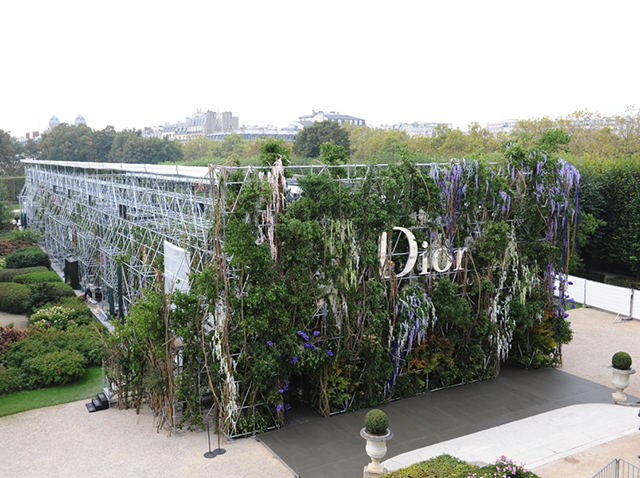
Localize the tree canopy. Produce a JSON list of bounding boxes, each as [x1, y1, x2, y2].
[[293, 121, 351, 158]]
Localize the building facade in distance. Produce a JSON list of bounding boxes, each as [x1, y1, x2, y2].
[[142, 110, 239, 143]]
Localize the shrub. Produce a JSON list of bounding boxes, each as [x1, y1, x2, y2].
[[22, 349, 87, 387], [364, 409, 388, 435], [0, 239, 33, 257], [13, 271, 62, 285], [382, 454, 538, 478], [51, 282, 76, 298], [55, 297, 94, 326], [2, 327, 102, 391], [0, 282, 30, 314], [29, 306, 77, 331], [0, 266, 48, 282], [0, 364, 18, 395], [0, 326, 30, 353], [612, 351, 632, 370], [5, 246, 51, 269], [25, 282, 62, 315], [382, 454, 477, 478], [7, 228, 40, 243]]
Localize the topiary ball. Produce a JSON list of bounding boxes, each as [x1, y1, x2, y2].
[[364, 409, 388, 435], [612, 351, 632, 370]]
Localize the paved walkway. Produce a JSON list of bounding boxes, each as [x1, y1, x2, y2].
[[385, 403, 639, 472], [260, 364, 638, 477]]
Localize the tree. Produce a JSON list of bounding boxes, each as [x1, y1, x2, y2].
[[39, 123, 96, 162], [260, 139, 291, 167], [293, 121, 351, 158], [0, 181, 12, 225], [0, 129, 20, 176], [93, 126, 116, 162], [319, 141, 348, 165], [108, 130, 183, 164], [183, 136, 216, 162]]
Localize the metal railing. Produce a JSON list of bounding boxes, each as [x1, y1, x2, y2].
[[593, 459, 640, 478]]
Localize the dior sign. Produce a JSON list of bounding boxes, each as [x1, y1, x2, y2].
[[379, 227, 468, 279]]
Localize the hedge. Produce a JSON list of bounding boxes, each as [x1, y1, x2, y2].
[[51, 282, 76, 298], [606, 276, 640, 290], [13, 271, 62, 285], [0, 266, 48, 283], [1, 327, 102, 392], [5, 247, 51, 269], [0, 282, 30, 314]]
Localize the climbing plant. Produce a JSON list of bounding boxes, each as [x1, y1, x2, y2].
[[103, 142, 579, 438]]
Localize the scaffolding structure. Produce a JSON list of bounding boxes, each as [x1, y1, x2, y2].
[[20, 160, 220, 315], [20, 160, 438, 314]]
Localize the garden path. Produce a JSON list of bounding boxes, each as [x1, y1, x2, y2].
[[0, 311, 28, 329]]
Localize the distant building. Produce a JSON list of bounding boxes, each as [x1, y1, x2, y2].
[[48, 115, 61, 130], [486, 119, 519, 135], [290, 110, 366, 130], [74, 114, 86, 126], [142, 110, 239, 143], [380, 122, 453, 137]]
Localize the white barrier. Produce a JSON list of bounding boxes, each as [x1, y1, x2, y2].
[[562, 275, 639, 319]]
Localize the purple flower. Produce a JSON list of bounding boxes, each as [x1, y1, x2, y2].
[[292, 356, 298, 364], [327, 350, 333, 357], [568, 281, 573, 285], [267, 341, 273, 346], [304, 343, 310, 348], [310, 344, 316, 351], [313, 331, 320, 337], [285, 404, 291, 411], [276, 404, 283, 412]]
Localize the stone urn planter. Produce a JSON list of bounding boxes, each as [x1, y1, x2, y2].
[[361, 409, 393, 477], [610, 351, 636, 404]]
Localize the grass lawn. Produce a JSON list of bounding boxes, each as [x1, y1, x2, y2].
[[0, 366, 103, 417]]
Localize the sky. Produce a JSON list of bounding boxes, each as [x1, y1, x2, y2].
[[2, 0, 639, 138]]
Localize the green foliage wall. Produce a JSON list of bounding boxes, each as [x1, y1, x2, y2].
[[574, 157, 640, 276], [160, 146, 579, 436]]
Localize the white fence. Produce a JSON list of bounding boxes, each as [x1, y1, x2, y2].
[[563, 275, 639, 319]]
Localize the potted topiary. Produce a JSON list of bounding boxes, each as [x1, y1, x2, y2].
[[360, 409, 393, 477], [609, 351, 636, 403]]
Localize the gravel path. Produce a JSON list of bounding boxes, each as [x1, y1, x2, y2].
[[559, 307, 640, 399], [0, 311, 28, 330], [0, 401, 294, 478], [1, 306, 638, 478]]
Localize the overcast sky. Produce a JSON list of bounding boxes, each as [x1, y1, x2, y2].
[[2, 0, 639, 138]]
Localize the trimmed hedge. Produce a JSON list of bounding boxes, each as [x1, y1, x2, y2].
[[5, 246, 51, 269], [13, 271, 62, 285], [571, 271, 606, 283], [0, 266, 48, 283], [51, 282, 76, 298], [606, 276, 640, 290], [0, 282, 30, 314]]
